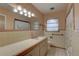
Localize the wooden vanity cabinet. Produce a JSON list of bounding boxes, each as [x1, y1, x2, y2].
[[25, 39, 48, 56]]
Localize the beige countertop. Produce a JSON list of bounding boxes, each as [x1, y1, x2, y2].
[[0, 36, 47, 56]]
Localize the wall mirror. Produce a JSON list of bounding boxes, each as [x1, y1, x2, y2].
[[0, 14, 6, 31], [14, 19, 30, 31]]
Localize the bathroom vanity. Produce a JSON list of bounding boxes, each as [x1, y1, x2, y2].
[[0, 36, 48, 56]]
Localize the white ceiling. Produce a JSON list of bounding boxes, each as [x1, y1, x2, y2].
[[0, 3, 67, 14], [32, 3, 67, 14]]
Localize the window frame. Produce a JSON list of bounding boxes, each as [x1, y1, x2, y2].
[[46, 18, 59, 32]]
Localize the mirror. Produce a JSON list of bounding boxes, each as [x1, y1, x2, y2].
[[14, 19, 30, 30], [0, 14, 6, 31]]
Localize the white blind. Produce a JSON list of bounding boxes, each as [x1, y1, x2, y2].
[[47, 19, 59, 31]]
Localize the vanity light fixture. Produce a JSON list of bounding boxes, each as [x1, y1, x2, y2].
[[13, 5, 36, 18]]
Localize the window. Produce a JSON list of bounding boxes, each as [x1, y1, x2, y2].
[[47, 19, 59, 31]]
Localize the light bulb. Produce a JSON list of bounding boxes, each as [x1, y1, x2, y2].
[[17, 5, 22, 11], [19, 11, 23, 15], [24, 13, 27, 16], [13, 8, 18, 13], [28, 11, 31, 15], [28, 11, 31, 18], [31, 13, 35, 17], [28, 15, 31, 18], [23, 9, 27, 13]]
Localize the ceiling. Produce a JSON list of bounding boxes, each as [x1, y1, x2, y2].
[[32, 3, 67, 14], [0, 3, 68, 14]]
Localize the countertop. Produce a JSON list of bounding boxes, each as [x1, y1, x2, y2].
[[0, 36, 47, 56]]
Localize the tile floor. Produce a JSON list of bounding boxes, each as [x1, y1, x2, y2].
[[47, 47, 66, 56]]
